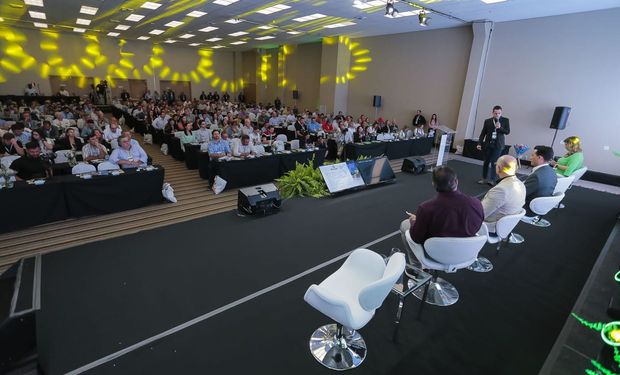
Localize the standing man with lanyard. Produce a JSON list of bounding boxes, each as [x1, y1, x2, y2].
[[477, 105, 510, 186]]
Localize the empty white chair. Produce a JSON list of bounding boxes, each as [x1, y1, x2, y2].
[[71, 163, 96, 175], [404, 230, 486, 306], [304, 249, 405, 370], [289, 139, 300, 150], [272, 140, 285, 152], [54, 149, 73, 163], [553, 175, 575, 195], [275, 134, 287, 143], [97, 161, 120, 171], [568, 166, 588, 188], [522, 192, 565, 227], [1, 155, 20, 169], [287, 124, 296, 132]]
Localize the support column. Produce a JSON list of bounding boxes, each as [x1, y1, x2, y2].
[[454, 21, 494, 147]]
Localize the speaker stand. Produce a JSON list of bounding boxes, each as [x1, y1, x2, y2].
[[550, 128, 560, 148], [374, 107, 378, 122]]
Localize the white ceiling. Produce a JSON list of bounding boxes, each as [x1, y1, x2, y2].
[[1, 0, 619, 50]]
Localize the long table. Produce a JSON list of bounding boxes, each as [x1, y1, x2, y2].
[[196, 149, 326, 189], [344, 138, 434, 160], [1, 166, 165, 233]]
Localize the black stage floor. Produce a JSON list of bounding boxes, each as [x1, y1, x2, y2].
[[36, 161, 620, 375]]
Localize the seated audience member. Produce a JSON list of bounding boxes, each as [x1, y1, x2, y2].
[[353, 126, 366, 143], [234, 135, 255, 158], [194, 121, 211, 143], [152, 112, 168, 130], [56, 127, 83, 151], [400, 166, 484, 261], [523, 145, 558, 215], [121, 130, 143, 149], [480, 155, 526, 234], [207, 130, 231, 160], [179, 122, 196, 145], [550, 136, 584, 177], [307, 117, 321, 134], [11, 123, 31, 145], [58, 85, 70, 97], [40, 120, 59, 140], [21, 111, 38, 129], [80, 119, 99, 138], [413, 123, 425, 138], [249, 126, 262, 146], [82, 134, 108, 162], [30, 129, 54, 157], [93, 129, 111, 151], [9, 141, 49, 180], [109, 135, 148, 168], [103, 119, 122, 143], [1, 133, 24, 156]]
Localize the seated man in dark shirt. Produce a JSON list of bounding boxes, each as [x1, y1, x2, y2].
[[400, 165, 484, 261], [1, 133, 24, 156], [9, 141, 50, 180]]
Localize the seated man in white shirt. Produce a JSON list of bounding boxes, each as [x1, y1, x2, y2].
[[109, 135, 148, 168], [234, 135, 255, 158], [103, 118, 122, 143], [194, 121, 212, 143], [151, 112, 169, 130]]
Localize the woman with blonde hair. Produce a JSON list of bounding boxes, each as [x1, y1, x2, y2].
[[550, 136, 584, 177]]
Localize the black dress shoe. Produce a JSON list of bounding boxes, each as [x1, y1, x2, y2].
[[487, 181, 496, 187]]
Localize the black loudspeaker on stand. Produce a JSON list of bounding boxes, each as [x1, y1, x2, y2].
[[372, 95, 382, 107], [238, 183, 282, 216], [401, 157, 426, 175], [550, 106, 571, 147], [292, 90, 299, 100]]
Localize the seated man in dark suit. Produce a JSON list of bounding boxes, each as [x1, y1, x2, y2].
[[522, 145, 558, 219], [400, 166, 484, 261]]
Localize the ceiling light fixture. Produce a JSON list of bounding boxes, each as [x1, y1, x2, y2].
[[480, 0, 507, 3], [255, 35, 275, 40], [73, 28, 86, 33], [286, 31, 301, 35], [76, 18, 91, 25], [206, 37, 222, 42], [385, 0, 398, 17], [212, 45, 225, 49], [225, 18, 244, 24], [258, 25, 274, 30], [213, 0, 238, 5], [137, 36, 150, 40], [107, 32, 120, 36], [164, 39, 177, 43], [149, 29, 164, 35], [293, 13, 326, 22], [33, 22, 47, 28], [199, 26, 219, 32], [229, 31, 248, 37], [115, 24, 130, 30], [256, 4, 290, 15], [28, 10, 46, 19], [418, 10, 429, 26], [164, 20, 184, 27], [324, 21, 356, 29], [141, 1, 162, 10], [179, 33, 195, 39], [187, 10, 207, 17], [79, 6, 98, 15], [24, 0, 44, 6], [189, 43, 201, 46], [230, 41, 246, 45], [125, 14, 145, 22]]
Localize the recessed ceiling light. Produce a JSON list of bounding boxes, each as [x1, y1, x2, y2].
[[76, 18, 91, 25], [293, 13, 326, 22], [149, 29, 164, 35], [164, 39, 176, 43], [230, 41, 246, 45], [24, 0, 44, 6], [107, 32, 120, 36], [33, 22, 47, 28], [79, 6, 98, 15], [125, 14, 145, 22], [115, 24, 130, 30], [28, 11, 46, 19], [179, 33, 195, 39], [206, 37, 222, 42], [353, 0, 384, 8], [255, 35, 275, 40], [137, 36, 150, 40], [229, 31, 248, 37], [141, 1, 162, 9], [189, 43, 201, 46], [256, 4, 290, 15], [324, 21, 356, 29], [73, 28, 86, 33], [212, 45, 225, 49], [258, 25, 274, 30], [213, 0, 238, 5], [225, 18, 244, 24], [199, 26, 218, 32], [164, 20, 183, 27], [286, 31, 301, 35], [481, 0, 507, 3], [187, 10, 207, 17]]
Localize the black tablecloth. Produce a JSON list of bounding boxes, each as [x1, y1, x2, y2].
[[166, 136, 184, 161], [214, 156, 281, 189], [184, 144, 201, 170], [1, 179, 68, 233], [1, 166, 165, 233], [63, 167, 164, 217], [344, 138, 434, 160], [279, 150, 325, 174]]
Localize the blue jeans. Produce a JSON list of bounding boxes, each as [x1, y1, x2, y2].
[[482, 146, 502, 182]]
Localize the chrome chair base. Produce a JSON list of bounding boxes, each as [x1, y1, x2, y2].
[[467, 257, 493, 272], [508, 233, 525, 244], [522, 216, 551, 227], [309, 324, 366, 371], [413, 277, 459, 306]]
